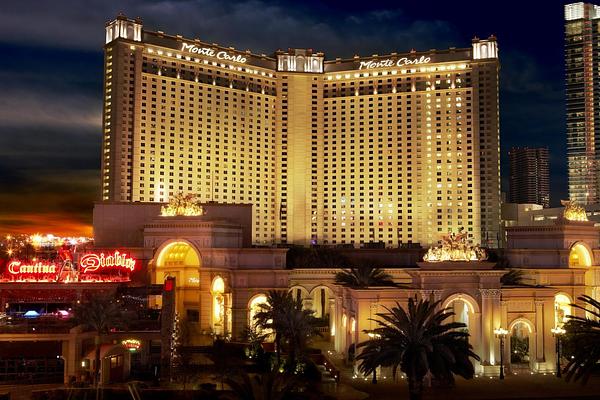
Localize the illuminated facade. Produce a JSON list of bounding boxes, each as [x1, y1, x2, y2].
[[3, 204, 600, 382], [101, 15, 501, 248], [565, 2, 600, 204]]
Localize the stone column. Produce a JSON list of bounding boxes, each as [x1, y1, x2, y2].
[[534, 299, 545, 364], [329, 298, 336, 343], [479, 289, 502, 370]]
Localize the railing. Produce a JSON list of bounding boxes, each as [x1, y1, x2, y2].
[[316, 326, 330, 335], [310, 352, 340, 383], [0, 317, 161, 334], [0, 318, 74, 334]]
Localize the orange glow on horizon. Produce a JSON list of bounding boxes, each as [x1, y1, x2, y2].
[[0, 213, 93, 237]]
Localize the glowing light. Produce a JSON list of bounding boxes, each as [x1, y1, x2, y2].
[[160, 193, 204, 217], [24, 310, 40, 318], [562, 200, 588, 222], [494, 327, 508, 337], [79, 251, 137, 273], [121, 339, 141, 352], [359, 55, 431, 70], [180, 43, 247, 63], [423, 228, 487, 262], [8, 261, 57, 275]]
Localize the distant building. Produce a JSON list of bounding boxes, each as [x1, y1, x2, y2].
[[565, 3, 600, 204], [508, 147, 550, 208], [501, 201, 600, 226]]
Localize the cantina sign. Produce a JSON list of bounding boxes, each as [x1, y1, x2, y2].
[[7, 261, 56, 275], [79, 251, 136, 273], [2, 250, 136, 282], [180, 43, 247, 63], [358, 55, 431, 70]]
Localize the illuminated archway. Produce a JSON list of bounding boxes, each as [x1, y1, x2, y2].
[[554, 293, 572, 327], [309, 285, 335, 319], [248, 294, 269, 335], [442, 293, 479, 331], [212, 276, 226, 335], [569, 243, 592, 267], [508, 318, 534, 372], [153, 240, 201, 320], [289, 286, 310, 304]]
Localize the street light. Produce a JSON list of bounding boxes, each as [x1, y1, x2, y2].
[[494, 327, 508, 380], [551, 326, 566, 378], [367, 331, 381, 384]]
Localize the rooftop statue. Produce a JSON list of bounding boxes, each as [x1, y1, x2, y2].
[[561, 199, 588, 222], [423, 227, 487, 262], [160, 193, 204, 217]]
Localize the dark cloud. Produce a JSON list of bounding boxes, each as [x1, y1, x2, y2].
[[1, 1, 459, 56]]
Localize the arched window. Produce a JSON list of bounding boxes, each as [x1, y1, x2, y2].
[[212, 277, 225, 328], [554, 294, 572, 327], [248, 294, 268, 330], [569, 243, 592, 267]]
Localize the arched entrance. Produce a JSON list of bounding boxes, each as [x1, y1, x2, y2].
[[308, 286, 336, 345], [569, 242, 592, 267], [442, 294, 479, 332], [508, 319, 534, 373], [442, 293, 481, 371], [153, 240, 201, 324]]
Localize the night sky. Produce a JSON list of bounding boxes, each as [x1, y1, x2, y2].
[[0, 0, 570, 236]]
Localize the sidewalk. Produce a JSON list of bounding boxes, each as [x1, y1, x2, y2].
[[341, 372, 600, 400], [326, 349, 600, 400]]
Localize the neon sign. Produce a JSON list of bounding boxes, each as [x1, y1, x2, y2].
[[359, 55, 431, 70], [180, 43, 247, 63], [79, 251, 136, 273], [121, 339, 141, 352], [7, 261, 57, 275], [2, 250, 136, 283]]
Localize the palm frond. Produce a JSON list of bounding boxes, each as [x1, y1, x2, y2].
[[563, 295, 600, 384], [356, 296, 479, 393]]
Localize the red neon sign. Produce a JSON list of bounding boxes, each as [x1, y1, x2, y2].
[[7, 261, 57, 275], [79, 251, 136, 274]]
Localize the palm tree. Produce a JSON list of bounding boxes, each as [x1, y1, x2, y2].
[[72, 294, 124, 386], [500, 269, 542, 287], [562, 295, 600, 384], [253, 290, 294, 364], [334, 266, 399, 288], [282, 301, 321, 366], [253, 290, 320, 369], [224, 366, 301, 400], [357, 297, 479, 400]]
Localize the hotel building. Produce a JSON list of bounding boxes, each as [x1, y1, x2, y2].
[[101, 15, 501, 248], [565, 2, 600, 204]]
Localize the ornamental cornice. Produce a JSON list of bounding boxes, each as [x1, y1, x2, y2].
[[479, 288, 502, 298]]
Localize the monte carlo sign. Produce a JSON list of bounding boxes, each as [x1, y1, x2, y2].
[[358, 55, 431, 70], [180, 43, 247, 63]]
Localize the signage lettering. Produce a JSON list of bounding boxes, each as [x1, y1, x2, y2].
[[8, 261, 57, 275], [79, 251, 136, 274], [122, 339, 141, 352], [181, 43, 247, 63], [359, 55, 431, 70]]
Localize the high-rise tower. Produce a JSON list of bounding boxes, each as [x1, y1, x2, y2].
[[565, 2, 600, 204], [101, 15, 501, 247], [508, 147, 550, 208]]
